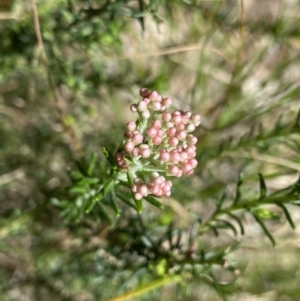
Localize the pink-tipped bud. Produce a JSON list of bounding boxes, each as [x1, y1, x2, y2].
[[162, 97, 172, 107], [154, 176, 164, 185], [167, 127, 176, 137], [176, 130, 187, 141], [160, 149, 170, 162], [124, 130, 133, 138], [172, 111, 182, 124], [132, 184, 137, 192], [170, 149, 181, 162], [182, 162, 193, 174], [176, 123, 185, 131], [180, 151, 189, 161], [125, 141, 135, 152], [152, 120, 162, 129], [186, 123, 195, 132], [152, 101, 161, 111], [187, 135, 198, 145], [191, 114, 201, 126], [147, 127, 157, 138], [156, 95, 163, 102], [126, 121, 136, 131], [134, 178, 143, 185], [150, 172, 159, 181], [162, 112, 172, 122], [137, 100, 148, 112], [151, 185, 160, 195], [132, 133, 143, 145], [153, 136, 163, 145], [142, 109, 151, 119], [130, 104, 137, 112], [157, 129, 164, 137], [169, 165, 179, 176], [186, 146, 196, 157], [188, 158, 198, 168], [134, 192, 143, 200], [149, 91, 159, 101], [138, 184, 148, 196], [143, 98, 150, 104], [132, 147, 140, 157], [168, 137, 179, 147], [140, 88, 149, 97], [140, 147, 151, 158]]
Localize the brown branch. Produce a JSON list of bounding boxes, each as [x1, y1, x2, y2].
[[31, 0, 83, 161]]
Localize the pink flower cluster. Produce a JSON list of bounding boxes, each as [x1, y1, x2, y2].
[[116, 88, 201, 200], [132, 172, 173, 200]]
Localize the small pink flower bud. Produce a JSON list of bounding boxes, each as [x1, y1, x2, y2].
[[176, 123, 185, 131], [180, 151, 189, 161], [168, 137, 179, 147], [167, 127, 176, 137], [186, 123, 195, 132], [126, 121, 136, 131], [132, 184, 137, 192], [152, 120, 162, 129], [169, 165, 179, 176], [170, 149, 181, 162], [147, 127, 157, 138], [154, 176, 164, 185], [188, 158, 198, 168], [132, 133, 143, 144], [130, 104, 137, 112], [142, 109, 151, 119], [149, 91, 159, 101], [134, 178, 143, 185], [153, 136, 163, 145], [150, 172, 159, 181], [143, 98, 150, 104], [140, 88, 150, 97], [156, 95, 163, 102], [176, 130, 187, 140], [152, 101, 161, 111], [157, 129, 164, 137], [191, 114, 201, 126], [140, 148, 151, 158], [137, 100, 148, 112], [125, 141, 135, 152], [124, 130, 133, 138], [160, 149, 170, 162], [132, 147, 140, 157], [186, 146, 196, 156], [151, 185, 160, 195], [138, 184, 148, 196], [162, 97, 172, 107], [182, 162, 193, 174], [187, 134, 198, 145], [134, 192, 143, 200], [162, 112, 172, 122], [172, 111, 182, 124]]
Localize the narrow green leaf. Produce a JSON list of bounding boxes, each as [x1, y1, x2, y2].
[[69, 186, 88, 194], [135, 199, 143, 214], [116, 192, 137, 210], [215, 186, 228, 209], [97, 203, 113, 226], [87, 152, 97, 176], [275, 203, 295, 229], [216, 219, 238, 236], [258, 173, 267, 199], [144, 195, 164, 209], [101, 146, 116, 168], [110, 188, 121, 217], [252, 212, 276, 247], [210, 226, 219, 237], [233, 174, 243, 204], [228, 213, 244, 235]]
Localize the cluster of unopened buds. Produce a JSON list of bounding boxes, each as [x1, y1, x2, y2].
[[116, 88, 201, 201]]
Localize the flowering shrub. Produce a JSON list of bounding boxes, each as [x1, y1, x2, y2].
[[116, 88, 201, 200]]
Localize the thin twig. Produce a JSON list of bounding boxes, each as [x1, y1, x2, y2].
[[222, 151, 300, 171], [31, 0, 83, 160]]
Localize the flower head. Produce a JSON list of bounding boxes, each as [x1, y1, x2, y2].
[[116, 88, 201, 200]]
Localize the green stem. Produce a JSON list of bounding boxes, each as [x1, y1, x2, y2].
[[199, 194, 298, 235], [104, 275, 181, 301]]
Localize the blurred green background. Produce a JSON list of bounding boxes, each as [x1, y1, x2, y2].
[[1, 0, 300, 300]]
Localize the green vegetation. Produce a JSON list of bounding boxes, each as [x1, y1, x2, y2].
[[1, 1, 300, 300]]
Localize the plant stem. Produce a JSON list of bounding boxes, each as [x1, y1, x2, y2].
[[104, 275, 181, 301]]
